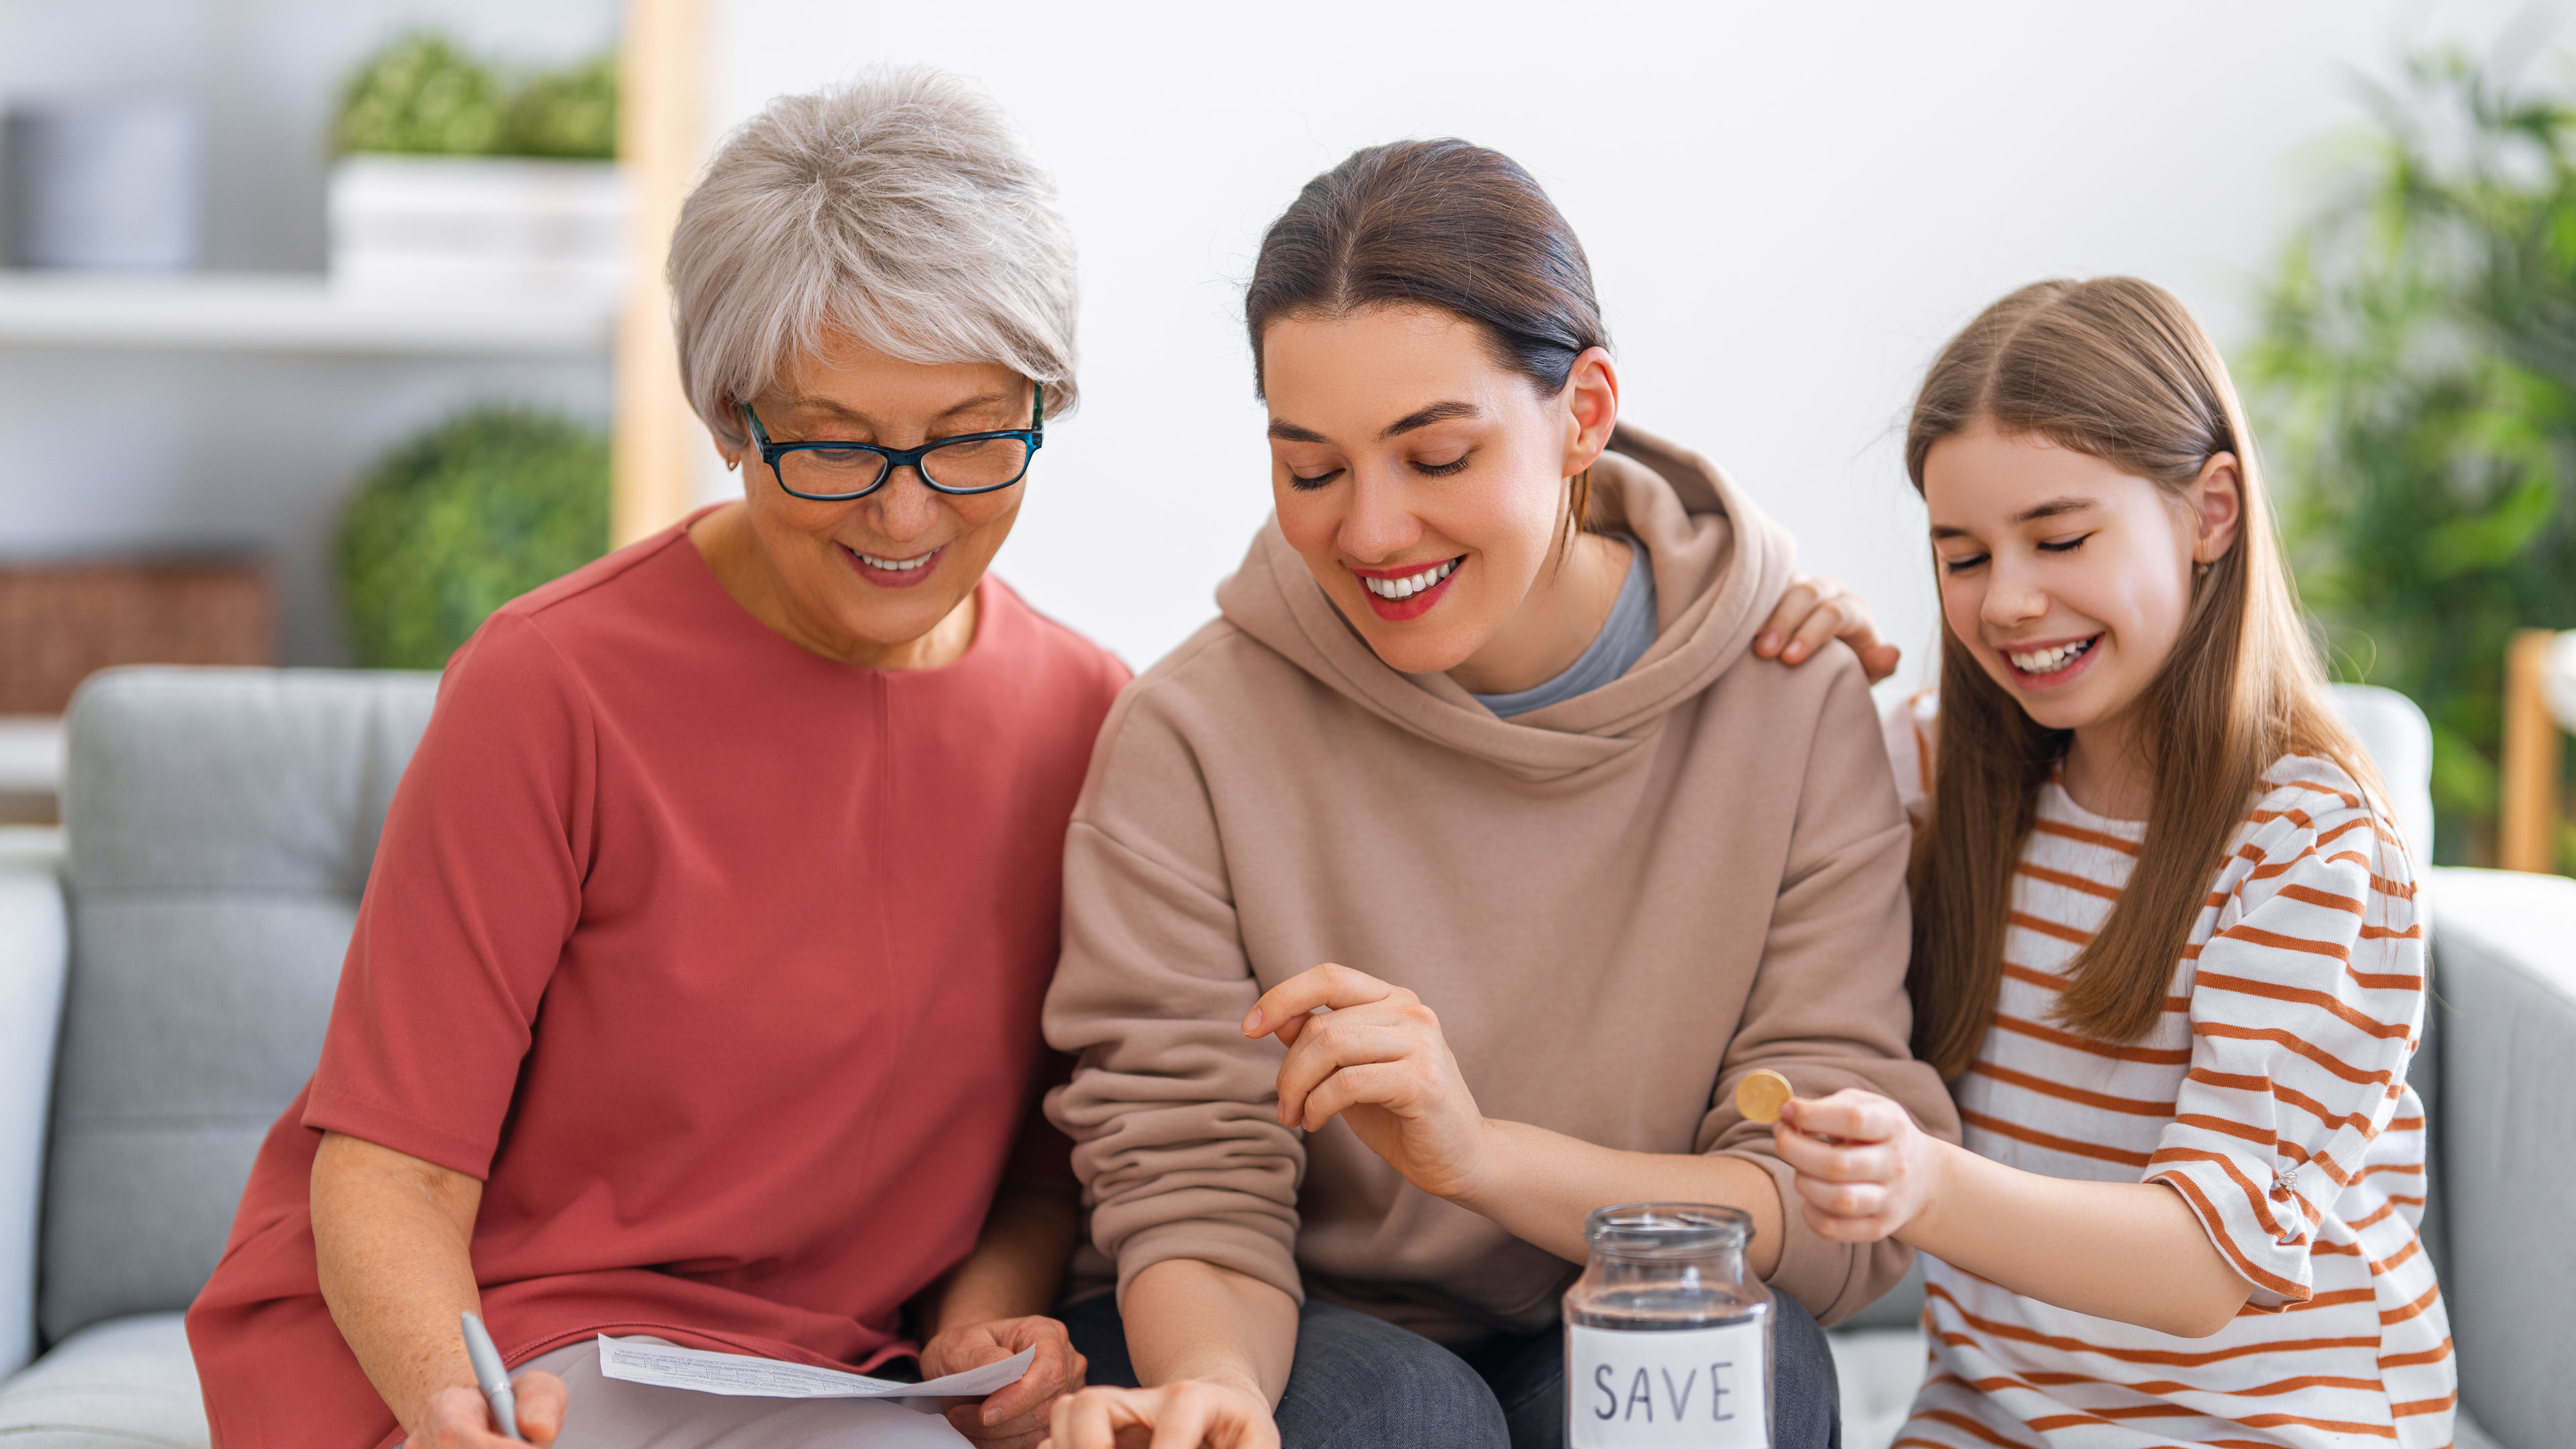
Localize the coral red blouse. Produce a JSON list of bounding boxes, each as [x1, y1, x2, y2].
[[185, 517, 1128, 1448]]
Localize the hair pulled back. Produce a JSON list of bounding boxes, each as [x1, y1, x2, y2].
[[1246, 140, 1610, 533]]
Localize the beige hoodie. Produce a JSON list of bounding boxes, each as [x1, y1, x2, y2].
[[1042, 425, 1958, 1342]]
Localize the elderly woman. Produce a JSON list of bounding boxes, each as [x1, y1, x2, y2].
[[184, 69, 1126, 1449]]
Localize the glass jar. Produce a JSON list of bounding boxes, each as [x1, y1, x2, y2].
[[1562, 1202, 1772, 1448]]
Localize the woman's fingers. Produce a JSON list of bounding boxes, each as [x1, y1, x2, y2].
[[513, 1370, 568, 1445], [977, 1336, 1081, 1428], [1046, 1384, 1272, 1449], [1242, 963, 1399, 1038], [1273, 1012, 1424, 1126], [1297, 1061, 1420, 1131], [418, 1384, 524, 1447], [920, 1317, 1083, 1440], [949, 1405, 1047, 1449], [1153, 1383, 1277, 1449], [1144, 1387, 1220, 1449], [1047, 1385, 1131, 1449]]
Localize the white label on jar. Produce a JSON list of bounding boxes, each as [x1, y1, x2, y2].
[[1566, 1322, 1767, 1448]]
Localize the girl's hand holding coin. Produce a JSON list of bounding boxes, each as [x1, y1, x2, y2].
[[1764, 1085, 1948, 1245]]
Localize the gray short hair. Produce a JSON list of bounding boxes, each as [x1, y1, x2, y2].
[[670, 66, 1079, 446]]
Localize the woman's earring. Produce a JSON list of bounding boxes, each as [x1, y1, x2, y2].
[[727, 456, 741, 473]]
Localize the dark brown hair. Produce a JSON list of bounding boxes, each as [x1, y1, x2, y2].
[[1903, 277, 2383, 1077], [1246, 139, 1610, 537]]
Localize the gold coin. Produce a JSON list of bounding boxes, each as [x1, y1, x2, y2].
[[1735, 1069, 1794, 1126]]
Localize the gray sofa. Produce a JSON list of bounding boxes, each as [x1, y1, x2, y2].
[[0, 668, 2567, 1448]]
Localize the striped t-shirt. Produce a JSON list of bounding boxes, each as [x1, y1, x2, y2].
[[1883, 693, 2454, 1449]]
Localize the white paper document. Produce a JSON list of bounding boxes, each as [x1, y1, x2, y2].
[[596, 1336, 1035, 1399]]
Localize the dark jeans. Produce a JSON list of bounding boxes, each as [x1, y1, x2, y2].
[[1061, 1289, 1839, 1449]]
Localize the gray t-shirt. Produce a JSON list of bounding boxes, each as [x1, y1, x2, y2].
[[1467, 537, 1656, 718]]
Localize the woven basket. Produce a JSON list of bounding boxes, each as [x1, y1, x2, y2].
[[0, 557, 272, 714]]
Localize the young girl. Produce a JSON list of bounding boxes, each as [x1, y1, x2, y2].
[[1775, 278, 2455, 1448]]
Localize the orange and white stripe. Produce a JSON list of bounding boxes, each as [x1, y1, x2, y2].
[[1884, 693, 2453, 1449]]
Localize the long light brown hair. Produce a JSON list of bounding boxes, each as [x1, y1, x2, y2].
[[1904, 277, 2383, 1078]]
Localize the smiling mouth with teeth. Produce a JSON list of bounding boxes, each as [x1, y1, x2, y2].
[[1356, 557, 1460, 601], [2005, 635, 2099, 677], [841, 543, 936, 572]]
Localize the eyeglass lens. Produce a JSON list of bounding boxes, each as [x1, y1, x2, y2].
[[781, 435, 1032, 496]]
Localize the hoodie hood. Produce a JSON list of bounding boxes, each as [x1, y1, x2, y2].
[[1212, 422, 1798, 783]]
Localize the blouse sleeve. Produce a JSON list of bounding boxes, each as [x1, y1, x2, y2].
[[2145, 763, 2427, 1309], [303, 609, 596, 1177]]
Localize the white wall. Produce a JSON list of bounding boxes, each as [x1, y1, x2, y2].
[[708, 0, 2557, 687]]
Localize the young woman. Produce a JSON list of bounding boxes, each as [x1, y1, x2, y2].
[[1036, 139, 1957, 1449], [1772, 278, 2455, 1448]]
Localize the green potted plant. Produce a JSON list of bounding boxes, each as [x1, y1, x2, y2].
[[337, 405, 610, 670], [326, 30, 623, 300], [2251, 51, 2576, 866]]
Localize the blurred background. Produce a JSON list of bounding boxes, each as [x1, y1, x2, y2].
[[3, 0, 2574, 870]]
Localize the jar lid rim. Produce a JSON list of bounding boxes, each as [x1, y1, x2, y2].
[[1582, 1201, 1753, 1256]]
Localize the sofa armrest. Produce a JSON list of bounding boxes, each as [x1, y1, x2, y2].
[[2424, 867, 2576, 1449], [0, 845, 66, 1380]]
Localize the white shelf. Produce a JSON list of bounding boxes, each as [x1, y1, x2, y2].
[[0, 272, 614, 357]]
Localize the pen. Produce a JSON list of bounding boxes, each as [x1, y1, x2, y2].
[[460, 1312, 525, 1442]]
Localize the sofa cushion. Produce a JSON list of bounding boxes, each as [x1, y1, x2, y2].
[[0, 857, 66, 1380], [42, 669, 435, 1346], [0, 1312, 207, 1448], [2424, 866, 2576, 1449]]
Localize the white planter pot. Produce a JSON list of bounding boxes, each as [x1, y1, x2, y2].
[[327, 154, 627, 301]]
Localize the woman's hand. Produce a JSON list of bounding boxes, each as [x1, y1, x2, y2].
[[1772, 1089, 1949, 1243], [921, 1314, 1087, 1449], [1042, 1380, 1278, 1449], [410, 1372, 566, 1447], [1754, 574, 1900, 684], [1242, 964, 1491, 1202]]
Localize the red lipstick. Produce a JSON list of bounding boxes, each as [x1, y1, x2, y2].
[[1350, 557, 1464, 622]]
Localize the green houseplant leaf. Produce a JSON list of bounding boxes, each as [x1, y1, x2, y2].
[[335, 31, 619, 159], [501, 52, 619, 160], [337, 406, 610, 669], [2253, 50, 2576, 865], [333, 30, 506, 156]]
